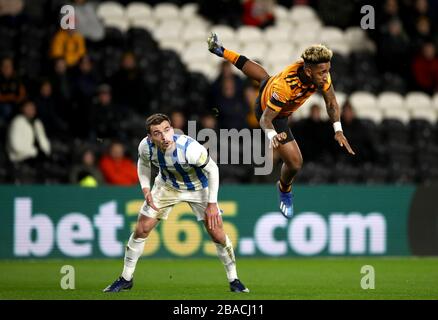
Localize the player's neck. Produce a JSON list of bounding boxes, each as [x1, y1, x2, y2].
[[297, 66, 312, 86]]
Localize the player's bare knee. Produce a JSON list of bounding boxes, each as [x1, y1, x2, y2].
[[285, 158, 302, 173], [135, 222, 152, 238]]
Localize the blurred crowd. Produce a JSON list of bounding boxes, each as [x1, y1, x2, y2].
[[0, 0, 438, 186]]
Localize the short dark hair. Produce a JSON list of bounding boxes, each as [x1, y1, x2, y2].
[[146, 113, 171, 134]]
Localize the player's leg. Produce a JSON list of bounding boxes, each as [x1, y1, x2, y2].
[[121, 214, 160, 281], [103, 214, 160, 293], [207, 32, 269, 83], [203, 219, 249, 293], [277, 140, 303, 188], [104, 180, 176, 292], [189, 201, 249, 293], [271, 118, 303, 218]]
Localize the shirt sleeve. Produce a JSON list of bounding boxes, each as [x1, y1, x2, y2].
[[185, 140, 209, 167], [322, 72, 332, 92], [266, 78, 289, 112], [137, 138, 152, 189]]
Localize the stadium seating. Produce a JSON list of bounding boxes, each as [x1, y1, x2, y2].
[[377, 92, 404, 110], [433, 93, 438, 111], [1, 1, 437, 185], [355, 108, 383, 124], [126, 2, 152, 22], [153, 2, 180, 22], [180, 3, 198, 21], [236, 26, 263, 44], [210, 25, 236, 44], [350, 92, 377, 111], [97, 2, 125, 21], [289, 5, 318, 25], [264, 26, 290, 44], [405, 92, 433, 111]]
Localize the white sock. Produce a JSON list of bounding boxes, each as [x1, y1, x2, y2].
[[121, 233, 146, 281], [215, 235, 238, 282]]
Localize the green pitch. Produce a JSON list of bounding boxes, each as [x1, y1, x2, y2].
[[0, 258, 437, 300]]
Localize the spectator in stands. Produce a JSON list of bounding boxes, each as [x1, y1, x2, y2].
[[71, 55, 100, 105], [412, 42, 438, 94], [0, 0, 23, 17], [50, 58, 72, 106], [34, 79, 69, 137], [170, 110, 187, 134], [242, 0, 275, 28], [70, 148, 105, 186], [89, 84, 125, 141], [377, 18, 410, 77], [111, 52, 147, 114], [338, 101, 376, 165], [411, 0, 436, 26], [6, 100, 51, 163], [50, 28, 86, 67], [211, 61, 244, 95], [211, 62, 247, 129], [70, 55, 100, 136], [244, 79, 260, 129], [73, 0, 105, 42], [198, 111, 219, 163], [0, 57, 26, 121], [99, 141, 138, 185], [379, 0, 401, 26], [199, 111, 218, 131], [215, 76, 249, 130], [295, 104, 332, 163], [409, 15, 438, 52]]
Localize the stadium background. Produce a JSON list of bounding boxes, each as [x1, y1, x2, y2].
[[0, 0, 438, 299]]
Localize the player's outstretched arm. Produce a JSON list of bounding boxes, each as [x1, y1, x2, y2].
[[202, 158, 221, 230], [137, 156, 159, 211], [207, 32, 269, 83], [322, 86, 355, 155]]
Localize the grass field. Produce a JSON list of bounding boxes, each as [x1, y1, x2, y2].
[[0, 258, 437, 300]]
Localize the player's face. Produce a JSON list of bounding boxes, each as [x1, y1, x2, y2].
[[149, 120, 175, 151], [310, 62, 330, 90]]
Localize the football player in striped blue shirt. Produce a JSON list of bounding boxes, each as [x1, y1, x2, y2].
[[104, 113, 249, 293]]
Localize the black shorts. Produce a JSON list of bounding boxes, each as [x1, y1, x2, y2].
[[255, 77, 294, 144]]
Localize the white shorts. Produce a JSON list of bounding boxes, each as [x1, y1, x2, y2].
[[139, 179, 219, 221]]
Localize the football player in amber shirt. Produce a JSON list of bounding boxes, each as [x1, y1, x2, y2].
[[208, 33, 355, 219]]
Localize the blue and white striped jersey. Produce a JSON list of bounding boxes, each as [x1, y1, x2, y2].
[[138, 134, 209, 191]]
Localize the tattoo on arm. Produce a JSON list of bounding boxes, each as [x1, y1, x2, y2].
[[322, 86, 340, 123]]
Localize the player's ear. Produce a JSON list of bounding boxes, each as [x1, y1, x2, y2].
[[304, 65, 312, 78]]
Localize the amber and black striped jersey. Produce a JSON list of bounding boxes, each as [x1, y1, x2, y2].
[[260, 59, 332, 117]]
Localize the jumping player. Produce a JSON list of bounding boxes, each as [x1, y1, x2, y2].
[[207, 33, 355, 219]]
